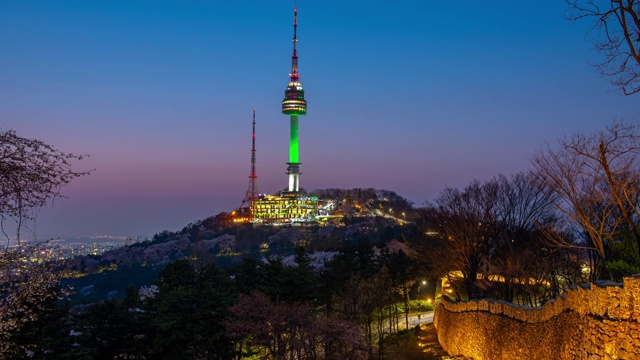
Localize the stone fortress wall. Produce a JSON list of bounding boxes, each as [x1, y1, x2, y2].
[[434, 275, 640, 359]]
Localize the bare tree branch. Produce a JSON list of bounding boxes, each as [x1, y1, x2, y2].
[[566, 0, 640, 95], [0, 129, 91, 243], [532, 120, 640, 279]]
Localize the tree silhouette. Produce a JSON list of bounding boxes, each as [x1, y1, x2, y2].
[[566, 0, 640, 95]]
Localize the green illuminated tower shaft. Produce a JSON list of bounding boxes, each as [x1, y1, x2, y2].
[[287, 115, 300, 192], [282, 5, 306, 193], [289, 115, 299, 163]]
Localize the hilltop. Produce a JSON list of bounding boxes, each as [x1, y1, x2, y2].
[[63, 188, 420, 302]]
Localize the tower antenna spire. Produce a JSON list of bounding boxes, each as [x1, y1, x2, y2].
[[290, 3, 299, 82], [241, 109, 259, 216]]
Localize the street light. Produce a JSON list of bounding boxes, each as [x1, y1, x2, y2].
[[418, 280, 428, 309]]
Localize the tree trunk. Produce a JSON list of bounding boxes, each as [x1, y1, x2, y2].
[[403, 284, 409, 329]]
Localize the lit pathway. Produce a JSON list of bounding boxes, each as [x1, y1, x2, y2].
[[381, 311, 435, 335], [404, 311, 435, 328]]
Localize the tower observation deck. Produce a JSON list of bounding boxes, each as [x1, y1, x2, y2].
[[282, 5, 306, 194]]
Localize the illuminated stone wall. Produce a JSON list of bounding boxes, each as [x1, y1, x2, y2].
[[434, 275, 640, 359]]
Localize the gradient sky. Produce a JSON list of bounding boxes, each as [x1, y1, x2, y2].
[[1, 1, 638, 238]]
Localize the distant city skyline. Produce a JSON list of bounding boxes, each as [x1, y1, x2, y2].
[[1, 1, 638, 237]]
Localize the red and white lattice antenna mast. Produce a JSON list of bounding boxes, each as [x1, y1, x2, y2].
[[241, 109, 259, 215]]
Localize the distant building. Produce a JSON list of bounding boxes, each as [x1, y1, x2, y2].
[[251, 194, 324, 223]]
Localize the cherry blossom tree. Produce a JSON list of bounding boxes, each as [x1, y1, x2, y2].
[[0, 129, 89, 358]]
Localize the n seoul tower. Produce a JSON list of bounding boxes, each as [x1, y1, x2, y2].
[[281, 4, 307, 194]]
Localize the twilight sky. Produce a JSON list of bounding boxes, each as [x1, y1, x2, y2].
[[1, 1, 638, 238]]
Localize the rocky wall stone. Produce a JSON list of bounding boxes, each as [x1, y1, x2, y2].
[[435, 275, 640, 359]]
